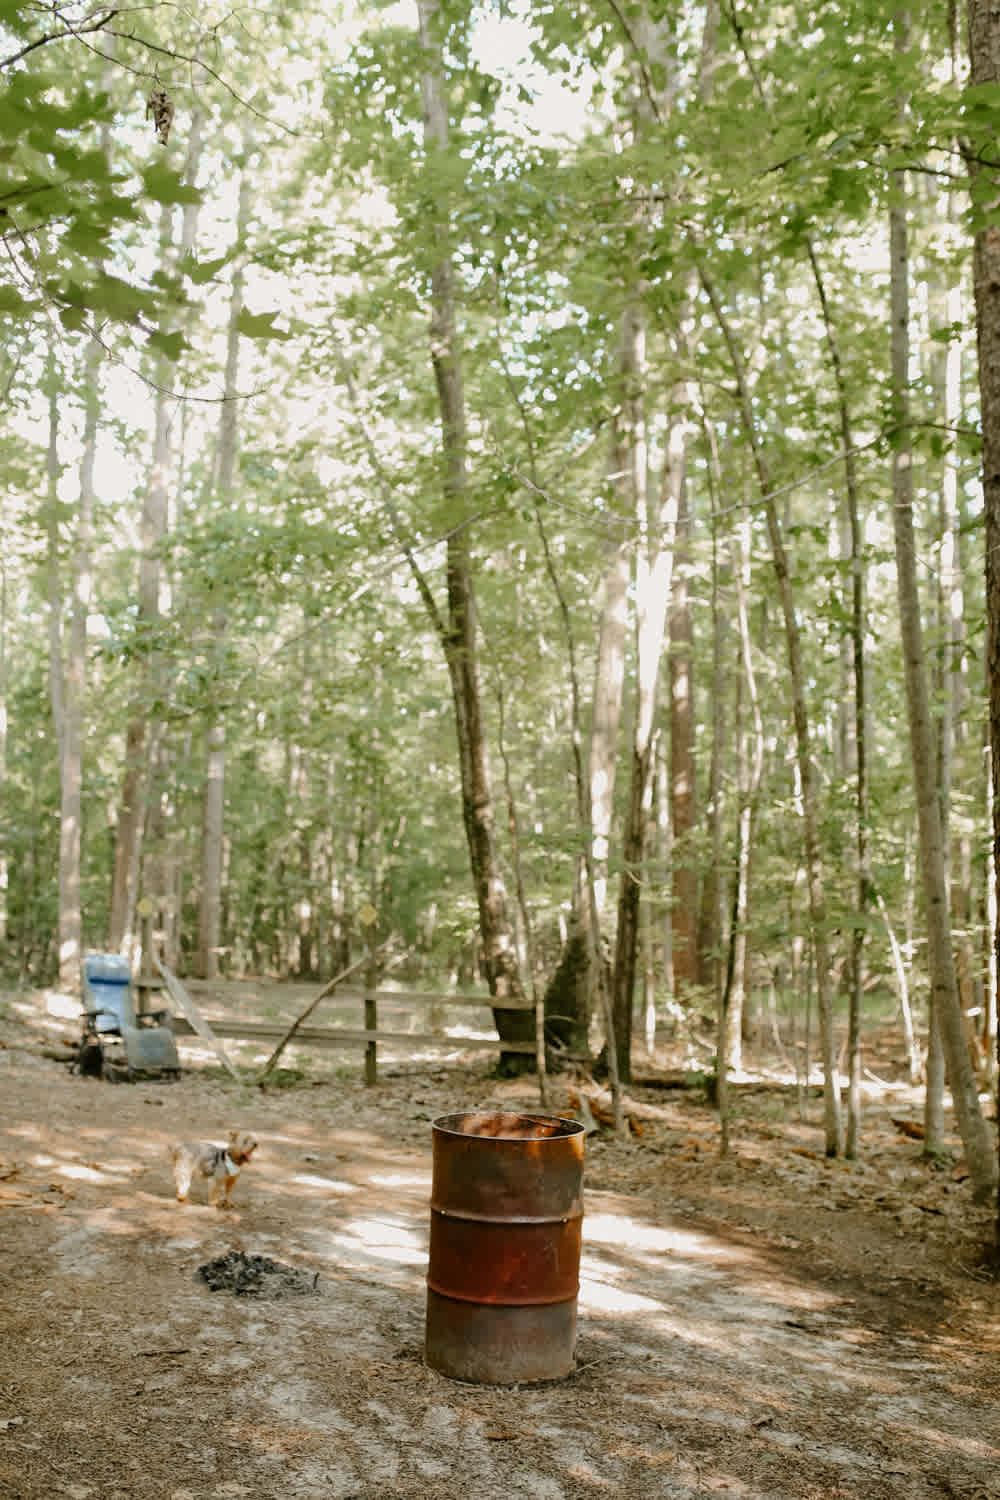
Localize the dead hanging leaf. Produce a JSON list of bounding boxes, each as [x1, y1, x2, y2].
[[891, 1118, 925, 1140], [145, 86, 175, 146]]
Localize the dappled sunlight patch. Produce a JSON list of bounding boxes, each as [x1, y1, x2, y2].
[[322, 1128, 389, 1150], [367, 1170, 432, 1190], [77, 1205, 149, 1238], [578, 1268, 663, 1315], [43, 991, 82, 1021], [253, 1128, 331, 1147], [29, 1149, 151, 1188], [884, 1419, 1000, 1463], [738, 1280, 846, 1316], [50, 1161, 118, 1184], [289, 1172, 359, 1194], [337, 1215, 427, 1266], [11, 995, 77, 1034], [584, 1209, 740, 1267]]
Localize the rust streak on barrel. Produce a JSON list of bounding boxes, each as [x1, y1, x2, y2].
[[425, 1110, 585, 1385]]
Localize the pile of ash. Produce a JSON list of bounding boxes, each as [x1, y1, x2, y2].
[[197, 1250, 320, 1299]]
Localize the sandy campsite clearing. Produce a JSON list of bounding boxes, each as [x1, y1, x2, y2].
[[1, 981, 999, 1500]]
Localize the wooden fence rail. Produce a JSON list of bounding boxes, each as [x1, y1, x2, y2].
[[170, 1017, 535, 1054], [165, 980, 537, 1078]]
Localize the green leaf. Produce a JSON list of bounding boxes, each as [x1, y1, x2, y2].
[[0, 284, 29, 314], [180, 251, 231, 285], [236, 308, 291, 340], [146, 327, 187, 361], [141, 163, 203, 206], [58, 303, 87, 331]]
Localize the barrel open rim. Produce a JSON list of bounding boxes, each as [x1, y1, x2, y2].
[[431, 1110, 585, 1141]]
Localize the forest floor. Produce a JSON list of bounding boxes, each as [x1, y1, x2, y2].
[[1, 980, 999, 1500]]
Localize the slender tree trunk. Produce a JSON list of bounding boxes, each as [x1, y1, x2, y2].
[[657, 729, 676, 1001], [416, 0, 531, 1069], [986, 744, 1000, 1089], [967, 0, 1000, 1221], [111, 116, 203, 953], [940, 242, 984, 1077], [56, 335, 100, 988], [486, 301, 602, 1064], [876, 886, 921, 1082], [196, 144, 250, 979], [888, 4, 995, 1197], [599, 289, 646, 1084], [494, 672, 548, 1107], [611, 397, 683, 1082], [701, 411, 728, 1068], [700, 264, 842, 1156], [0, 562, 6, 943], [807, 240, 870, 1157], [590, 505, 630, 917], [45, 380, 65, 768], [109, 248, 171, 951], [669, 484, 698, 993], [722, 509, 764, 1074]]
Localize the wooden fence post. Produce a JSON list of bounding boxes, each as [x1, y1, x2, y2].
[[136, 895, 154, 1017], [361, 904, 378, 1085], [258, 941, 390, 1081]]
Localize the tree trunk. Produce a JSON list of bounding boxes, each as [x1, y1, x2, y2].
[[889, 3, 995, 1198], [589, 504, 630, 917], [806, 238, 870, 1157], [592, 303, 642, 1081], [111, 115, 203, 953], [55, 335, 100, 988], [196, 144, 250, 979], [700, 265, 842, 1156], [669, 480, 699, 993], [722, 510, 764, 1074], [416, 0, 531, 1068], [610, 388, 683, 1081], [702, 414, 727, 1054], [0, 562, 6, 943], [966, 0, 1000, 1216]]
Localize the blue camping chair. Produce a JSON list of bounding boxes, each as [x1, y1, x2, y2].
[[75, 953, 181, 1081]]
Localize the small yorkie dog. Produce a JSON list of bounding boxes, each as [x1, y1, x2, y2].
[[168, 1130, 258, 1208]]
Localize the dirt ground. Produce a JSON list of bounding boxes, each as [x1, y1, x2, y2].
[[1, 983, 999, 1500]]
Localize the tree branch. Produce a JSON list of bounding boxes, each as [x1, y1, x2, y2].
[[1, 9, 118, 70]]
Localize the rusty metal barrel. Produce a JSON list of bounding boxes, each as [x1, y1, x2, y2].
[[425, 1110, 585, 1384]]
